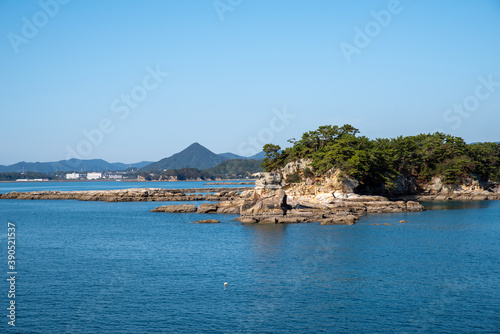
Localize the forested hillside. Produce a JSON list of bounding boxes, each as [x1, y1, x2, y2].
[[263, 125, 500, 193]]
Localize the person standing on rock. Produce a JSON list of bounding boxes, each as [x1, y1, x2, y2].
[[280, 193, 292, 216]]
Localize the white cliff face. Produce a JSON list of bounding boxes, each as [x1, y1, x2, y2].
[[320, 168, 359, 195], [281, 159, 313, 182], [424, 176, 488, 195], [253, 172, 282, 190], [282, 165, 360, 202]]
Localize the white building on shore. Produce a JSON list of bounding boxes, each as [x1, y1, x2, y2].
[[66, 173, 80, 180], [87, 172, 102, 180]]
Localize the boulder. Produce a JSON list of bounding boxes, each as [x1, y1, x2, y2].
[[406, 201, 424, 212], [150, 204, 196, 213], [276, 217, 302, 223], [236, 217, 258, 224], [191, 219, 220, 224], [216, 200, 242, 214], [196, 203, 218, 213], [320, 214, 357, 225]]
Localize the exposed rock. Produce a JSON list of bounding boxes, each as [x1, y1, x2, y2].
[[150, 204, 196, 213], [236, 217, 258, 224], [277, 217, 303, 224], [0, 187, 249, 202], [364, 201, 408, 213], [258, 217, 278, 224], [240, 189, 255, 198], [283, 168, 360, 200], [191, 219, 220, 224], [281, 159, 315, 185], [423, 176, 492, 196], [235, 188, 423, 225], [253, 172, 282, 190], [399, 220, 408, 223], [203, 194, 222, 201], [344, 196, 388, 202], [320, 214, 357, 225], [196, 203, 218, 213], [321, 168, 360, 195], [406, 201, 423, 211], [396, 191, 500, 201], [216, 200, 242, 214]]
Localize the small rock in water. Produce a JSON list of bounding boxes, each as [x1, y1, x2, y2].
[[399, 220, 408, 223], [384, 223, 392, 225], [191, 219, 220, 224]]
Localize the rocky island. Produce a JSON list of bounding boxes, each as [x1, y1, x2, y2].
[[147, 171, 425, 225], [2, 125, 499, 225]]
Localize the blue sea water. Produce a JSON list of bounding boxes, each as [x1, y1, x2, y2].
[[0, 180, 252, 194], [0, 182, 499, 333]]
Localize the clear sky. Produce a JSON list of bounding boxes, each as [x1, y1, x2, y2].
[[1, 0, 499, 165]]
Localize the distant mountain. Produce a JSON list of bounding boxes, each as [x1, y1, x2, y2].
[[219, 151, 265, 160], [0, 144, 265, 174], [248, 151, 266, 160], [0, 159, 153, 173], [205, 159, 263, 177], [141, 143, 229, 171], [219, 152, 244, 160]]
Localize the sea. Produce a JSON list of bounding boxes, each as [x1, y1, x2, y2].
[[1, 181, 499, 333]]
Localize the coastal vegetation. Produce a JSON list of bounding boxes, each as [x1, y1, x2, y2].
[[0, 172, 54, 182], [263, 124, 500, 193]]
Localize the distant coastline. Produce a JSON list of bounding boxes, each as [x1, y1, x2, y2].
[[0, 178, 252, 184]]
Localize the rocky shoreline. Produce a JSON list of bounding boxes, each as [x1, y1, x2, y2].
[[148, 188, 425, 225], [392, 192, 500, 201], [3, 171, 499, 225], [1, 186, 426, 225], [0, 188, 247, 202]]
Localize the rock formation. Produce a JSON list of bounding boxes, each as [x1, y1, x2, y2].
[[253, 172, 282, 190], [234, 188, 424, 225], [150, 204, 196, 213], [191, 219, 220, 224], [4, 165, 499, 225], [0, 188, 247, 202]]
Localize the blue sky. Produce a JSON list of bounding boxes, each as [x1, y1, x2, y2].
[[1, 0, 499, 165]]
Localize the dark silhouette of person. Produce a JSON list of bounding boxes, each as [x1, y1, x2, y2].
[[280, 193, 292, 216]]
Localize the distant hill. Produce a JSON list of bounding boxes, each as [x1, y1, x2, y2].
[[141, 143, 229, 171], [219, 151, 265, 160], [1, 143, 265, 174], [0, 159, 152, 173], [248, 151, 266, 160], [205, 159, 263, 177], [219, 152, 244, 160]]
